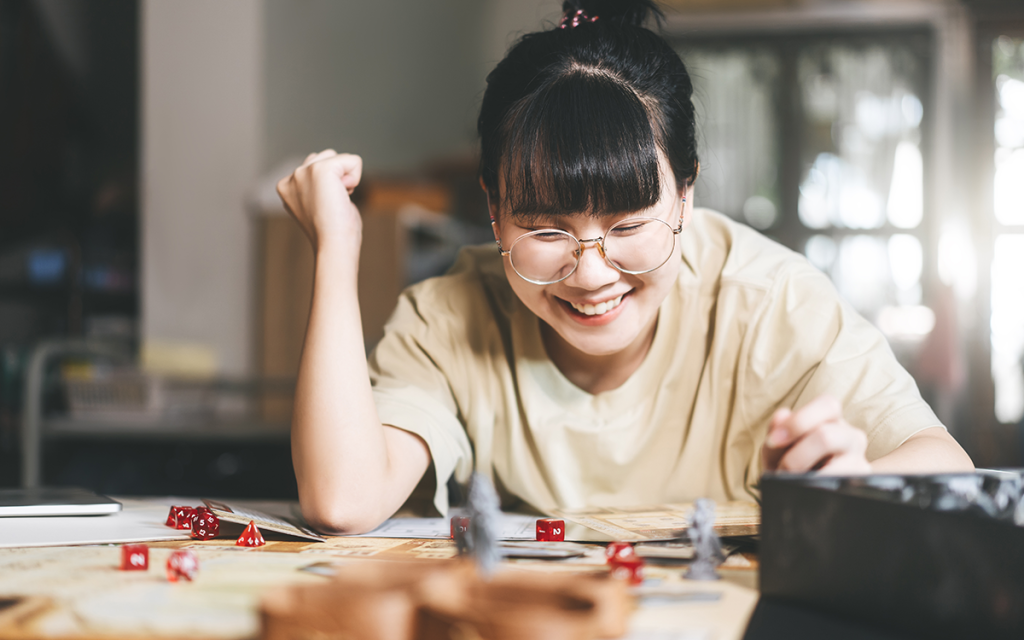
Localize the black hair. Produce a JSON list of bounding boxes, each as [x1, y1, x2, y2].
[[478, 0, 698, 219]]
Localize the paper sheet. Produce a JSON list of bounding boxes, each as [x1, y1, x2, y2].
[[204, 499, 325, 542], [0, 497, 191, 548], [351, 511, 538, 540]]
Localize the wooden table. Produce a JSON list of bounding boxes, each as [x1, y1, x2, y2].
[[0, 500, 761, 640]]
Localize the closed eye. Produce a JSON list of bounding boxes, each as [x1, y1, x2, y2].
[[531, 230, 569, 241], [609, 220, 652, 236]]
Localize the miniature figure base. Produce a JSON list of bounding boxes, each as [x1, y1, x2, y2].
[[685, 561, 721, 581]]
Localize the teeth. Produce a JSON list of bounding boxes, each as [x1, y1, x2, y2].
[[570, 294, 623, 316]]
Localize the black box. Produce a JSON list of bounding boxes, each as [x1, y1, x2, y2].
[[760, 472, 1024, 639]]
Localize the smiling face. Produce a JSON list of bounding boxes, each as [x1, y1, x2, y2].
[[490, 156, 694, 359]]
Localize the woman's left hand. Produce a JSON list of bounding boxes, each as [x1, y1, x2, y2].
[[761, 395, 872, 474]]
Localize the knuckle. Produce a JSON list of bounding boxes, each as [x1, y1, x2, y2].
[[822, 424, 846, 451], [813, 427, 834, 452]]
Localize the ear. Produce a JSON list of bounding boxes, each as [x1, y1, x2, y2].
[[480, 177, 501, 243]]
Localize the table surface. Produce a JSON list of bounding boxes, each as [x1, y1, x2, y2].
[[0, 499, 761, 640]]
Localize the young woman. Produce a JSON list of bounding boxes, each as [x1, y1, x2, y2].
[[277, 0, 973, 534]]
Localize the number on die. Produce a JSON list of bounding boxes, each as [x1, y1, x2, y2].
[[190, 508, 221, 540], [450, 516, 470, 539], [119, 544, 149, 571], [166, 549, 199, 582]]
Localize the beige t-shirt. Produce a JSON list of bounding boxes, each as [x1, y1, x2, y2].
[[368, 209, 941, 516]]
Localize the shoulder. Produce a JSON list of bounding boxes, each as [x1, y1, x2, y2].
[[684, 208, 826, 291], [692, 212, 884, 368], [681, 209, 836, 315], [385, 244, 515, 340], [683, 210, 852, 360]]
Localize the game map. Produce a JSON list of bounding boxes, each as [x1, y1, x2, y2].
[[557, 501, 760, 541]]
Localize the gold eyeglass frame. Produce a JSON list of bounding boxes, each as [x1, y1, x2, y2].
[[494, 197, 686, 285]]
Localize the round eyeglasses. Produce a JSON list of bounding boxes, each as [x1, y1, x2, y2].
[[495, 199, 685, 285]]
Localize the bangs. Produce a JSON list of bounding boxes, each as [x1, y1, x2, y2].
[[499, 70, 662, 219]]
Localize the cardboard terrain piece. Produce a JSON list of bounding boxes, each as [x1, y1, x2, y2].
[[260, 559, 631, 640]]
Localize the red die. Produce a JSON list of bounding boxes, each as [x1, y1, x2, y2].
[[535, 518, 565, 542], [609, 556, 645, 586], [236, 520, 266, 547], [605, 541, 636, 563], [166, 549, 199, 582], [190, 510, 220, 540], [450, 516, 470, 540], [170, 506, 196, 530], [164, 506, 179, 527], [119, 544, 149, 571]]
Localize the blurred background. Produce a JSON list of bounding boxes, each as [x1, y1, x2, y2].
[[0, 0, 1022, 499]]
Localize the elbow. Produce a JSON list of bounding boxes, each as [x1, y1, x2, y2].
[[953, 450, 976, 473], [299, 496, 388, 536]]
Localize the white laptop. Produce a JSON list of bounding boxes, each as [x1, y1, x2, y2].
[[0, 487, 122, 517]]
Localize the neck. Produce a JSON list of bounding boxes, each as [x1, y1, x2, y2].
[[540, 316, 659, 395]]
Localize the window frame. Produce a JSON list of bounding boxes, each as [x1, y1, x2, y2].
[[970, 12, 1024, 463]]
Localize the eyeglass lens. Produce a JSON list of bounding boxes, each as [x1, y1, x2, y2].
[[509, 218, 676, 284]]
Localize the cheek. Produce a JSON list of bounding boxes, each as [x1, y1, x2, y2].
[[505, 265, 547, 309], [629, 267, 678, 308]]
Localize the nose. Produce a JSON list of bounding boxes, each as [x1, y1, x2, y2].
[[567, 239, 619, 290]]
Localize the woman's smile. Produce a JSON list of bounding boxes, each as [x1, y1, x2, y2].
[[558, 291, 631, 326]]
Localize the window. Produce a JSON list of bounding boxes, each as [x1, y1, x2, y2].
[[991, 35, 1024, 424], [675, 32, 934, 364]]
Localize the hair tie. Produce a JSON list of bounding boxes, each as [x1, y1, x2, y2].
[[559, 9, 598, 29]]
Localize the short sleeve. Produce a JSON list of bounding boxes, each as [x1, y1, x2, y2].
[[740, 263, 942, 462], [368, 290, 475, 516]]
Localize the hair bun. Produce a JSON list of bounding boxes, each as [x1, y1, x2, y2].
[[560, 0, 663, 28]]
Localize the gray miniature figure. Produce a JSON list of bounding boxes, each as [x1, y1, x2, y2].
[[462, 472, 503, 578], [685, 498, 725, 581]]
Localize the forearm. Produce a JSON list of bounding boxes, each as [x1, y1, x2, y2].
[[870, 426, 975, 474], [291, 244, 427, 534]]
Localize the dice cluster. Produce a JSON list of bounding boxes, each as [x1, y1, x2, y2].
[[118, 505, 270, 581], [163, 504, 266, 547], [449, 516, 568, 542], [447, 515, 642, 585]]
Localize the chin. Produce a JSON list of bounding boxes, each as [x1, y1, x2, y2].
[[555, 323, 641, 357]]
